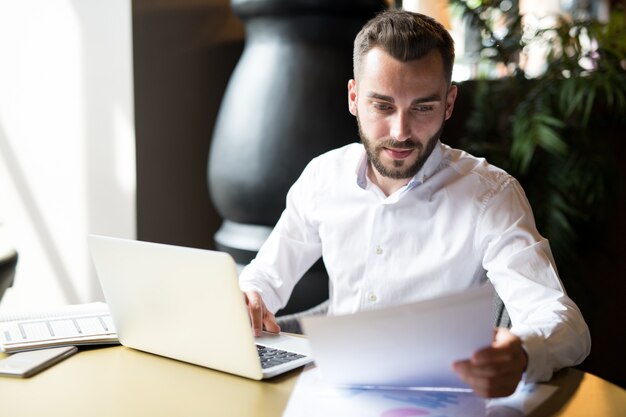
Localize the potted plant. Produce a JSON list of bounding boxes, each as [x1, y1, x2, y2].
[[450, 0, 625, 282], [448, 0, 626, 386]]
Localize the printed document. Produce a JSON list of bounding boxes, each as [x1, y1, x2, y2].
[[283, 365, 558, 417]]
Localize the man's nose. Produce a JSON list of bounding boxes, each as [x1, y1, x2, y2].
[[390, 111, 411, 142]]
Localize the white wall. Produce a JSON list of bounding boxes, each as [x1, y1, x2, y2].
[[0, 0, 135, 311]]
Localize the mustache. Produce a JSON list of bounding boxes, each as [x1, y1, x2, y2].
[[376, 139, 421, 150]]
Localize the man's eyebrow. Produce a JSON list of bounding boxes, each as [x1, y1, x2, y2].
[[365, 92, 394, 102], [411, 94, 442, 104], [364, 92, 443, 104]]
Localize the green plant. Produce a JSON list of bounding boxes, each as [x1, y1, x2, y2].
[[450, 1, 626, 271]]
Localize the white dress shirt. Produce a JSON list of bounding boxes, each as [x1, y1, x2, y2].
[[239, 141, 591, 382]]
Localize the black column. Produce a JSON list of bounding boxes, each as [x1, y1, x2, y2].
[[208, 0, 387, 315]]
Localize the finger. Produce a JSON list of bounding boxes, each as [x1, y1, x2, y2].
[[452, 359, 471, 378], [466, 373, 520, 398], [245, 292, 264, 337], [263, 310, 281, 334], [468, 353, 526, 384], [472, 347, 518, 365], [453, 361, 520, 398], [463, 362, 515, 378], [494, 327, 518, 345], [473, 382, 519, 398], [454, 358, 518, 382], [472, 339, 525, 366]]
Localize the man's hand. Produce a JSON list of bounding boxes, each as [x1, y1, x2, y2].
[[452, 328, 528, 398], [244, 291, 281, 337]]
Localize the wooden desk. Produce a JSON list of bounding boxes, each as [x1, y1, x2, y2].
[[0, 346, 624, 417]]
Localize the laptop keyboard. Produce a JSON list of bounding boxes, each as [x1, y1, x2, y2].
[[256, 345, 306, 369]]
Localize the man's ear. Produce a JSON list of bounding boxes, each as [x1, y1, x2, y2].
[[348, 79, 357, 116], [445, 83, 458, 120]]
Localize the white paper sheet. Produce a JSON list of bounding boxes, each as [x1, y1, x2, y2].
[[283, 366, 558, 417], [301, 284, 496, 388]]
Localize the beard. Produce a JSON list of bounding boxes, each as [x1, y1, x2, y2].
[[358, 117, 445, 180]]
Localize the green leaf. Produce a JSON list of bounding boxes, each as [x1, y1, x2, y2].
[[536, 124, 568, 155], [581, 87, 596, 126]]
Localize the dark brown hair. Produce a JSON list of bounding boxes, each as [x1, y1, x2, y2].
[[353, 9, 455, 83]]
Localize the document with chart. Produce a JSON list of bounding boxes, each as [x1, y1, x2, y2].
[[0, 302, 119, 353], [283, 365, 558, 417]]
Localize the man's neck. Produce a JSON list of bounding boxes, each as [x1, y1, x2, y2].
[[367, 164, 411, 197]]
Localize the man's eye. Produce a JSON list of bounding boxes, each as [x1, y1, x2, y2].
[[413, 105, 434, 112], [373, 103, 393, 111]]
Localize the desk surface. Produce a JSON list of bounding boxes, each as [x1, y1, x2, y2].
[[0, 346, 624, 417]]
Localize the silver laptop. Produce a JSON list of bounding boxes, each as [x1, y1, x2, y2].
[[87, 235, 312, 380]]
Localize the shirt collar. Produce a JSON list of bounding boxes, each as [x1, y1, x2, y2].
[[355, 149, 369, 189], [355, 141, 445, 190]]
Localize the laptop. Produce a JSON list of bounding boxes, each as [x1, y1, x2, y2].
[[87, 235, 313, 380]]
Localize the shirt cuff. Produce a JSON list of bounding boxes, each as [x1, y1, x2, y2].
[[511, 325, 552, 383], [239, 273, 282, 314]]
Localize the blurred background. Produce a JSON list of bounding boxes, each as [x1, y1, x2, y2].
[[1, 0, 624, 388]]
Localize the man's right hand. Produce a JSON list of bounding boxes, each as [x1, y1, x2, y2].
[[244, 291, 281, 337]]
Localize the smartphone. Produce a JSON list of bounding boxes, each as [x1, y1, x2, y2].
[[0, 346, 78, 378]]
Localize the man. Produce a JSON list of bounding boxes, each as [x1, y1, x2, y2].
[[239, 9, 591, 398]]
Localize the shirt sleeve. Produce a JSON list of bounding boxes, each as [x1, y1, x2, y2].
[[476, 177, 591, 382], [238, 159, 323, 313]]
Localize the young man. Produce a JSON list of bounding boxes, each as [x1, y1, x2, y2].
[[238, 9, 590, 397]]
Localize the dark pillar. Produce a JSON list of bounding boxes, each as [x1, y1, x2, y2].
[[208, 0, 387, 315]]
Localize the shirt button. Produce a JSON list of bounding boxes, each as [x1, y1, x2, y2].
[[375, 246, 383, 255], [367, 292, 378, 302]]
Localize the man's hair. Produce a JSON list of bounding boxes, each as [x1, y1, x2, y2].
[[353, 9, 455, 84]]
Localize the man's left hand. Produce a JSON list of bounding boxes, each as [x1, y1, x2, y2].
[[452, 327, 528, 398]]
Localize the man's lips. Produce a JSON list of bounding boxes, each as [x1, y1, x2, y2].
[[384, 147, 414, 159]]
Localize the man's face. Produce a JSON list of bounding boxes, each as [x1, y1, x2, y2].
[[348, 48, 457, 180]]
